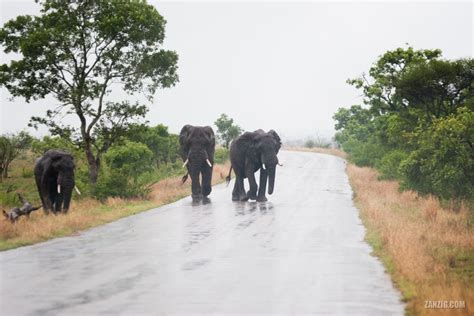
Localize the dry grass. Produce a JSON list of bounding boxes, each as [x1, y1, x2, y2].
[[284, 146, 348, 159], [348, 164, 473, 315], [0, 162, 230, 250]]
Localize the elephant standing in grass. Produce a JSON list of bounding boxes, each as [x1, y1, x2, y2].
[[227, 129, 282, 202], [179, 125, 215, 200], [34, 150, 79, 214]]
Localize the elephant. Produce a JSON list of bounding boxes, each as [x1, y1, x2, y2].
[[227, 129, 282, 202], [34, 150, 78, 214], [179, 125, 215, 200]]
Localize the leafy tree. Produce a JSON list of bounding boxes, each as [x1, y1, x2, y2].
[[214, 113, 243, 148], [395, 58, 474, 119], [334, 46, 474, 203], [124, 124, 180, 166], [95, 140, 154, 199], [333, 105, 375, 145], [31, 135, 80, 156], [0, 132, 32, 181], [400, 107, 473, 201], [347, 46, 441, 114], [0, 0, 179, 183]]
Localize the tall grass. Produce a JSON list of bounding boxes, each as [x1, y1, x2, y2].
[[348, 164, 473, 315]]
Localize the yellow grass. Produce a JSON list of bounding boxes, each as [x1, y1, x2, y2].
[[348, 164, 473, 315], [0, 163, 230, 251]]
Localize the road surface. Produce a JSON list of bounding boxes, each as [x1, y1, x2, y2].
[[1, 151, 404, 315]]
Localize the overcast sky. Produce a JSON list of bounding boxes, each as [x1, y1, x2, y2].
[[1, 1, 472, 141]]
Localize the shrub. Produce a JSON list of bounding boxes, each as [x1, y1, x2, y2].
[[376, 150, 409, 180], [214, 147, 229, 164], [343, 138, 387, 167], [304, 139, 315, 148], [400, 108, 474, 200], [94, 141, 154, 199]]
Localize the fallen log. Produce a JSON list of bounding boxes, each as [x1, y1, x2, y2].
[[2, 193, 41, 223]]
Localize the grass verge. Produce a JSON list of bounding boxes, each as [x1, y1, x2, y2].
[[290, 147, 473, 315], [0, 161, 230, 251]]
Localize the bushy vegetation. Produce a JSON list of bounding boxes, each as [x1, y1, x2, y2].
[[334, 47, 474, 204], [214, 147, 230, 164], [1, 123, 184, 202], [0, 132, 32, 181], [214, 113, 243, 148]]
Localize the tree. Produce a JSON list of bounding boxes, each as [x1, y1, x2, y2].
[[95, 140, 155, 199], [400, 107, 474, 202], [395, 58, 474, 119], [0, 132, 32, 181], [124, 123, 180, 166], [347, 46, 442, 115], [214, 114, 243, 148], [0, 0, 179, 183]]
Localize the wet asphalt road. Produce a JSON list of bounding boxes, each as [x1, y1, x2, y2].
[[0, 151, 403, 315]]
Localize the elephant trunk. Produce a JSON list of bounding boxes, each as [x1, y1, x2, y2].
[[62, 186, 73, 212], [268, 166, 276, 195], [57, 171, 75, 212]]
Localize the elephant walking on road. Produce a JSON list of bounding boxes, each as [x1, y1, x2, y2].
[[227, 129, 282, 202], [179, 125, 216, 200], [34, 150, 78, 214]]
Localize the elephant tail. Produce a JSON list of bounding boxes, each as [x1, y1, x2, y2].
[[225, 166, 233, 185], [181, 172, 189, 184]]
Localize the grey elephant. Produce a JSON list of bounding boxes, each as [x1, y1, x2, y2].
[[179, 125, 216, 200], [227, 129, 282, 202], [34, 150, 79, 214]]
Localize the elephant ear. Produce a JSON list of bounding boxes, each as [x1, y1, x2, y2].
[[268, 130, 282, 152], [203, 126, 215, 148], [179, 125, 193, 160], [179, 125, 193, 150]]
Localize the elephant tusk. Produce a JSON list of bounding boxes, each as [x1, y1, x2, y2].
[[278, 162, 284, 166], [74, 186, 81, 195], [182, 159, 189, 168], [262, 163, 266, 170], [57, 184, 61, 194], [206, 159, 213, 167]]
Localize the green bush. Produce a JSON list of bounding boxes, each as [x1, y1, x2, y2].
[[214, 147, 229, 164], [93, 141, 154, 200], [400, 108, 474, 200], [31, 136, 80, 157], [376, 150, 409, 180], [343, 138, 387, 167]]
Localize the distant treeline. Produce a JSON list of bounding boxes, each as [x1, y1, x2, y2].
[[334, 47, 473, 205]]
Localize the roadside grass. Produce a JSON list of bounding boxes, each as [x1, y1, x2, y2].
[[0, 156, 231, 251], [290, 147, 473, 315], [348, 164, 473, 315]]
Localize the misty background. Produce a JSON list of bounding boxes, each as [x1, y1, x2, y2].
[[1, 0, 472, 142]]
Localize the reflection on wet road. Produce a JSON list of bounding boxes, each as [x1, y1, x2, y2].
[[0, 151, 404, 315]]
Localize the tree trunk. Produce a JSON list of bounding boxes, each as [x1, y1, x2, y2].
[[84, 143, 100, 184]]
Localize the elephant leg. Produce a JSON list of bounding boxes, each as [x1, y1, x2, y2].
[[257, 168, 268, 202], [201, 167, 213, 197], [232, 175, 247, 201], [39, 184, 51, 215], [190, 171, 202, 200], [246, 167, 258, 201]]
